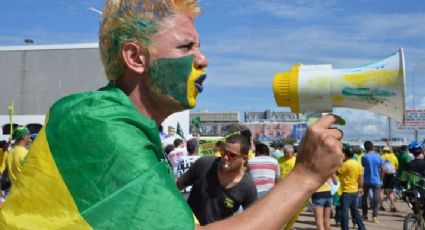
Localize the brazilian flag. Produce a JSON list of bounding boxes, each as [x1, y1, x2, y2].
[[0, 84, 194, 229]]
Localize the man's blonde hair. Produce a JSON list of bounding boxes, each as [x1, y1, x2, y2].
[[99, 0, 201, 80]]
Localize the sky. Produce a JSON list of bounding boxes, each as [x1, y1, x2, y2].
[[1, 0, 425, 141]]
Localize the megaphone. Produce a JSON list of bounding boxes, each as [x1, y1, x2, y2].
[[273, 48, 406, 123]]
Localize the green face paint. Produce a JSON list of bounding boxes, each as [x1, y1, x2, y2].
[[148, 55, 206, 109]]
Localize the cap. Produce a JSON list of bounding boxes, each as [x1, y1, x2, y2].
[[12, 126, 30, 140]]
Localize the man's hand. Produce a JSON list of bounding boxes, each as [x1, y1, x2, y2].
[[358, 188, 364, 196], [294, 114, 344, 187]]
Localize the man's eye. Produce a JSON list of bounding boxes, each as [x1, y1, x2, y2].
[[178, 42, 195, 50], [181, 45, 192, 50]]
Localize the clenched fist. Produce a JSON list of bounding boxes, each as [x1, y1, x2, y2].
[[295, 114, 344, 187]]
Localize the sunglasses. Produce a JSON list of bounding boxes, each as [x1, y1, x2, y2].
[[222, 149, 241, 160]]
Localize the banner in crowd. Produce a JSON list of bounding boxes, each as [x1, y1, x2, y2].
[[244, 122, 307, 142], [198, 138, 223, 156]]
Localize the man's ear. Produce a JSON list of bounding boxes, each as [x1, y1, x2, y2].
[[122, 42, 148, 74]]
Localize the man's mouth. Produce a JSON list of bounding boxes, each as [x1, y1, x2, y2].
[[195, 74, 207, 93], [223, 161, 231, 169]]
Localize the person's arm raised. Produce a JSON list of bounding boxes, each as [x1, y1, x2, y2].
[[197, 115, 344, 230]]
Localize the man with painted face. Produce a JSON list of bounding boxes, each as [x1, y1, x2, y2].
[[0, 1, 345, 229], [177, 127, 258, 225]]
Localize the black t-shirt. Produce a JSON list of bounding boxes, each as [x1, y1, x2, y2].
[[179, 156, 258, 225], [406, 159, 425, 177]]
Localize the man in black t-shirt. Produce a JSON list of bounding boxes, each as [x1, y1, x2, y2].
[[401, 141, 425, 194], [177, 131, 258, 225]]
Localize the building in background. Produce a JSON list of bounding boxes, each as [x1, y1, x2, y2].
[[245, 109, 306, 123], [244, 110, 308, 142], [190, 111, 240, 136]]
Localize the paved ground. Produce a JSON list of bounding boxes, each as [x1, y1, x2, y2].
[[294, 199, 411, 230]]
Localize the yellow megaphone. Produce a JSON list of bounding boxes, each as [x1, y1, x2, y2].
[[273, 49, 406, 123]]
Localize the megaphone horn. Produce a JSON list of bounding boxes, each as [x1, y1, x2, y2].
[[273, 48, 406, 123]]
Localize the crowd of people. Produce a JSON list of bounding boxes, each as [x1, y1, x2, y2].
[[1, 120, 424, 229], [160, 132, 425, 230], [0, 115, 423, 230]]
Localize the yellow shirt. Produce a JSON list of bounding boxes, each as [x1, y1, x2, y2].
[[381, 153, 399, 170], [278, 156, 296, 179], [6, 145, 29, 184], [356, 153, 364, 162], [248, 149, 255, 160], [337, 159, 362, 193], [0, 148, 8, 174], [316, 181, 331, 193], [0, 149, 8, 174]]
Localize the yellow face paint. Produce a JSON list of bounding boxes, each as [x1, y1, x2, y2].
[[187, 66, 206, 108]]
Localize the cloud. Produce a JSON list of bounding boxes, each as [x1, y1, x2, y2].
[[228, 0, 340, 21], [418, 96, 425, 108], [201, 7, 425, 90], [349, 13, 425, 40], [335, 108, 388, 139], [206, 58, 286, 87]]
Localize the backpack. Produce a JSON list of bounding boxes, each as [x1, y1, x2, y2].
[[383, 160, 396, 174]]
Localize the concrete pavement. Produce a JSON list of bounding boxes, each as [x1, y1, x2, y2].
[[293, 200, 412, 230]]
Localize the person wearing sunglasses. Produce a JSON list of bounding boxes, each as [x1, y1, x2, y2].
[[177, 129, 258, 225]]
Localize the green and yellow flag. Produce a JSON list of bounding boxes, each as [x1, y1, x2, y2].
[[0, 84, 194, 229]]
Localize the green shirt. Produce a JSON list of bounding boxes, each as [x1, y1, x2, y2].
[[397, 151, 412, 176]]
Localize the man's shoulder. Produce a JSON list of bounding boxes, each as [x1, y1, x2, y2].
[[171, 147, 187, 154], [340, 159, 351, 169], [51, 85, 129, 115], [364, 152, 380, 159], [410, 159, 425, 166], [44, 85, 163, 166], [249, 156, 278, 164], [48, 85, 157, 138], [347, 159, 362, 169], [179, 155, 200, 163], [10, 145, 27, 155], [240, 172, 259, 189], [197, 156, 218, 164]]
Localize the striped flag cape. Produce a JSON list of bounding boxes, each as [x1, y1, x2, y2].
[[0, 84, 194, 229]]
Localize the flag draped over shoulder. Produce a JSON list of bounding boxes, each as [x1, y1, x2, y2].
[[0, 85, 194, 229]]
